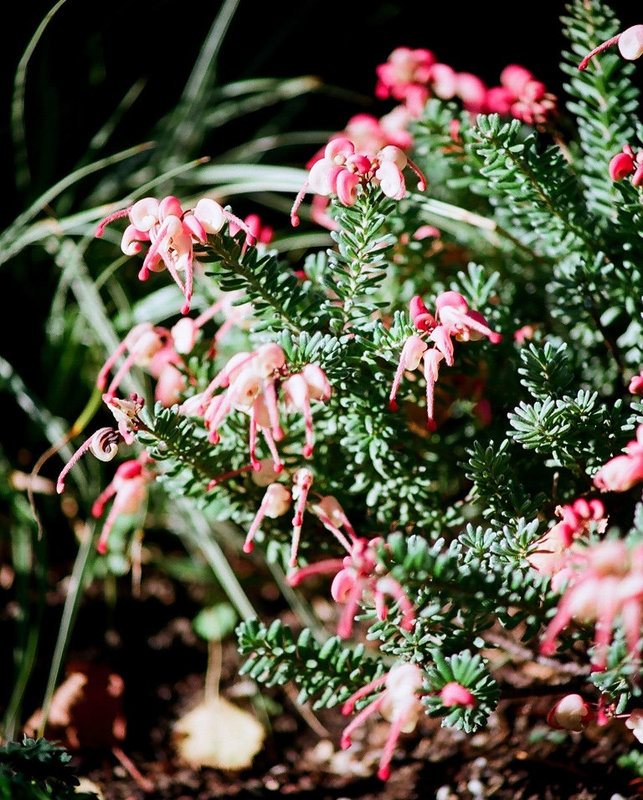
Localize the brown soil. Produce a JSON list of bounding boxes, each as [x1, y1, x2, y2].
[[12, 558, 643, 800]]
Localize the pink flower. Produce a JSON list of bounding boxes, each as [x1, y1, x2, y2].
[[282, 364, 332, 458], [91, 454, 155, 554], [513, 324, 538, 344], [101, 393, 145, 446], [375, 47, 436, 116], [593, 424, 643, 492], [629, 372, 643, 395], [486, 64, 557, 127], [98, 305, 248, 409], [187, 345, 330, 472], [579, 25, 643, 70], [290, 138, 426, 226], [288, 535, 415, 639], [389, 292, 501, 431], [340, 663, 424, 780], [95, 196, 254, 314], [242, 482, 292, 554], [289, 467, 314, 567], [97, 323, 169, 401], [539, 539, 643, 671], [547, 694, 594, 731], [528, 498, 606, 577], [228, 213, 273, 255], [608, 145, 643, 186], [456, 72, 489, 114]]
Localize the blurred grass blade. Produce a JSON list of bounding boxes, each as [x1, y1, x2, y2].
[[0, 142, 155, 266], [157, 0, 241, 161], [178, 501, 256, 622], [11, 0, 69, 192], [203, 76, 321, 129], [37, 523, 99, 738], [0, 155, 210, 265]]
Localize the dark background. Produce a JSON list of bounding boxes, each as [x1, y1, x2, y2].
[[3, 0, 637, 218]]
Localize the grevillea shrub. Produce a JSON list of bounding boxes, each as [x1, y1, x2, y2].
[[48, 0, 643, 783]]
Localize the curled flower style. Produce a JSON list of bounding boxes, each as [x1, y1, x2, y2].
[[290, 137, 426, 226], [288, 533, 415, 639], [579, 24, 643, 70], [340, 662, 424, 781], [95, 195, 254, 314], [539, 539, 643, 671], [91, 453, 155, 555], [57, 427, 122, 494], [593, 423, 643, 492], [389, 292, 501, 431]]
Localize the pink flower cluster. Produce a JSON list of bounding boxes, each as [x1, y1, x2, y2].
[[339, 665, 476, 781], [91, 453, 155, 555], [389, 291, 501, 431], [95, 196, 253, 315], [290, 138, 426, 226], [593, 423, 643, 492], [288, 533, 415, 638], [96, 292, 254, 410], [242, 466, 315, 568], [528, 497, 606, 577], [340, 663, 424, 781], [539, 539, 643, 671], [180, 343, 331, 473], [608, 144, 643, 186], [375, 47, 557, 126]]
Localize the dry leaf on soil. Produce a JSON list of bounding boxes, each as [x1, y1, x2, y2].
[[173, 695, 265, 770]]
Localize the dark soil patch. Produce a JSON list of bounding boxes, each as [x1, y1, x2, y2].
[[9, 560, 643, 800]]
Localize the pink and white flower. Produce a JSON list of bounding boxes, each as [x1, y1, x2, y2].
[[539, 539, 643, 671], [389, 292, 501, 431], [95, 195, 254, 314], [288, 534, 415, 639], [91, 454, 155, 555], [547, 694, 595, 731], [340, 662, 424, 780], [290, 138, 426, 226], [593, 423, 643, 492]]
